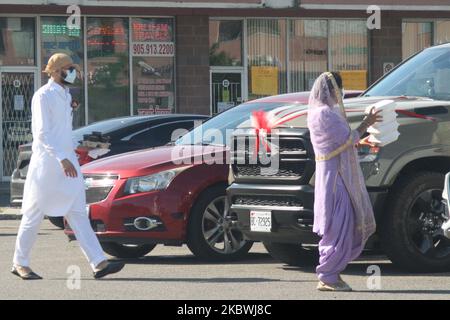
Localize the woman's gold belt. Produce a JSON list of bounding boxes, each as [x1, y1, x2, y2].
[[315, 135, 353, 161]]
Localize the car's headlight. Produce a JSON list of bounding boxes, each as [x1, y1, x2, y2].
[[124, 167, 189, 195], [84, 175, 118, 188]]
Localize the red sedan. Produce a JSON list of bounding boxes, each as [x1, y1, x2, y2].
[[65, 91, 361, 261]]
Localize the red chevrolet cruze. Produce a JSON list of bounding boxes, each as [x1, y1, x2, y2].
[[65, 91, 361, 261]]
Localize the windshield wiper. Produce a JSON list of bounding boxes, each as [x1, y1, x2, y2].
[[194, 142, 225, 147]]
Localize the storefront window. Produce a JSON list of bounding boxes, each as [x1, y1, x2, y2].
[[247, 19, 287, 99], [131, 18, 175, 115], [0, 17, 35, 66], [87, 17, 129, 123], [329, 20, 368, 90], [289, 19, 327, 91], [402, 22, 432, 59], [209, 20, 242, 66], [41, 16, 85, 127]]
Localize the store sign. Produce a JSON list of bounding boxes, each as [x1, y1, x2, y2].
[[132, 18, 175, 114], [138, 108, 172, 115], [340, 70, 367, 90], [383, 62, 395, 75], [42, 23, 81, 37], [251, 66, 279, 96], [132, 42, 175, 57]]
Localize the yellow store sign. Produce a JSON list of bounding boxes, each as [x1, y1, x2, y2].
[[251, 66, 279, 96], [339, 70, 367, 90]]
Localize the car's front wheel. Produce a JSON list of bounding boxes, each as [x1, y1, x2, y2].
[[380, 171, 450, 272], [187, 185, 253, 261], [101, 243, 156, 259]]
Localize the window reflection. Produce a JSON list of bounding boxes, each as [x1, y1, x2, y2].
[[209, 20, 242, 66], [0, 17, 35, 66], [87, 17, 129, 123], [41, 16, 84, 127]]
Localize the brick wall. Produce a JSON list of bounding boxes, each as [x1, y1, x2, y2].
[[175, 15, 211, 115], [369, 12, 403, 84]]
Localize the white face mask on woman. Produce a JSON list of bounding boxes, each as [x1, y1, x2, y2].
[[61, 67, 77, 84]]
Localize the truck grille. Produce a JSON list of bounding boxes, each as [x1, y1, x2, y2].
[[84, 174, 118, 204], [233, 195, 303, 207], [231, 130, 314, 183], [234, 162, 306, 178]]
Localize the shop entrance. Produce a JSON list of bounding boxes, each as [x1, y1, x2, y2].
[[210, 67, 244, 114], [0, 68, 36, 181]]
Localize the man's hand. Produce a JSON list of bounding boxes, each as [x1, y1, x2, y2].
[[61, 159, 78, 178]]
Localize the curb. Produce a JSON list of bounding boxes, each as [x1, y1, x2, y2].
[[0, 208, 22, 220]]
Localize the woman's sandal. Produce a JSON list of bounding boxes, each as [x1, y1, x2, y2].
[[317, 279, 352, 292]]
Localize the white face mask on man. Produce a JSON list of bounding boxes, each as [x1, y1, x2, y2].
[[61, 67, 77, 84]]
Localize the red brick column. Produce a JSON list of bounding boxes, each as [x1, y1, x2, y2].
[[369, 12, 403, 84], [176, 15, 211, 115]]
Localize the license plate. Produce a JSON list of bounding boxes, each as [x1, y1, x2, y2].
[[250, 211, 272, 232]]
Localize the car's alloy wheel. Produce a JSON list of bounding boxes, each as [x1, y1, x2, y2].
[[380, 171, 450, 272], [407, 189, 450, 259], [202, 195, 247, 255], [187, 184, 253, 261]]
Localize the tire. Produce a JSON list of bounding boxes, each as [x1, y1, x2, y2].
[[48, 216, 65, 229], [263, 242, 319, 267], [380, 171, 450, 272], [187, 184, 253, 262], [101, 242, 156, 259]]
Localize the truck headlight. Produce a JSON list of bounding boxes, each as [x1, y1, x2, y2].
[[124, 167, 189, 195], [357, 144, 380, 163]]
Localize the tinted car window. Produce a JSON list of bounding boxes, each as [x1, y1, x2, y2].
[[365, 47, 450, 100], [72, 117, 147, 143], [130, 120, 202, 147]]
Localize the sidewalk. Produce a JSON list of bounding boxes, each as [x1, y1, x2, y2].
[[0, 181, 22, 220]]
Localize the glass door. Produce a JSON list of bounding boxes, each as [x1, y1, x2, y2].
[[210, 67, 244, 115], [0, 68, 36, 180]]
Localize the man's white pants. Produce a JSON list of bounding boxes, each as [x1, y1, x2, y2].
[[13, 207, 106, 270]]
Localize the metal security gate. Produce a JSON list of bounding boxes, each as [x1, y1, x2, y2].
[[0, 69, 36, 180], [210, 68, 244, 115]]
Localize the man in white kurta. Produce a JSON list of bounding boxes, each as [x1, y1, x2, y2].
[[12, 53, 124, 280]]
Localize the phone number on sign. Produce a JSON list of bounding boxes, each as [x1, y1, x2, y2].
[[132, 42, 175, 57]]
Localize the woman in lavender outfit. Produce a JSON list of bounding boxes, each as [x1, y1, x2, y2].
[[307, 72, 381, 291]]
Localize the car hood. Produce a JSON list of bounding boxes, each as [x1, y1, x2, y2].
[[237, 96, 450, 129], [81, 145, 228, 178]]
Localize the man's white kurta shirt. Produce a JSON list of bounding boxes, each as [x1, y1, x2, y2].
[[22, 79, 85, 217]]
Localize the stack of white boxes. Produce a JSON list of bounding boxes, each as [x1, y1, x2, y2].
[[365, 99, 400, 147]]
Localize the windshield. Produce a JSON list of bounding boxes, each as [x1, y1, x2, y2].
[[175, 102, 295, 146], [365, 47, 450, 100]]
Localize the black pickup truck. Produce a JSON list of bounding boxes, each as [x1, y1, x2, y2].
[[227, 43, 450, 272]]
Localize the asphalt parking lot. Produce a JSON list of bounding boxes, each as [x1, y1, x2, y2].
[[1, 220, 449, 300]]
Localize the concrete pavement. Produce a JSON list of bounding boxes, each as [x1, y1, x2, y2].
[[1, 220, 450, 300]]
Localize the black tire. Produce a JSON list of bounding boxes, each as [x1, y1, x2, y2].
[[187, 184, 253, 262], [101, 242, 156, 259], [380, 171, 450, 272], [48, 216, 64, 229], [263, 242, 319, 267]]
